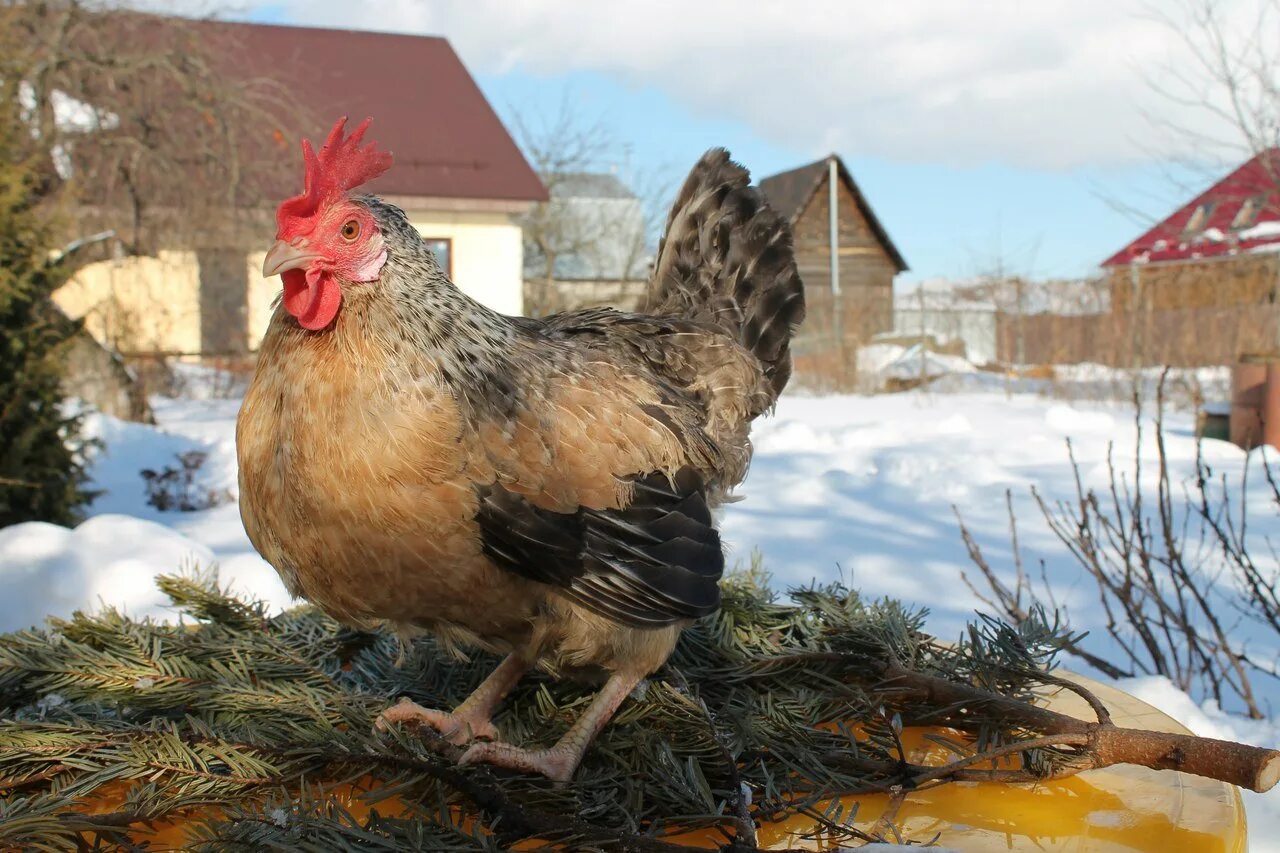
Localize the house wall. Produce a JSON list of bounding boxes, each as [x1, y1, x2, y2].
[[59, 206, 526, 355], [53, 251, 203, 354], [406, 208, 525, 316], [790, 176, 897, 346]]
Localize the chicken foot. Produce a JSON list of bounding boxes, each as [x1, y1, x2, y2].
[[458, 670, 643, 782], [374, 653, 529, 745]]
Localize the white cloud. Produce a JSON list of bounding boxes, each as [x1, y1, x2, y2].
[[233, 0, 1268, 170]]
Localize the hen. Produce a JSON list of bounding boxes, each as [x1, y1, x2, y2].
[[238, 117, 805, 781]]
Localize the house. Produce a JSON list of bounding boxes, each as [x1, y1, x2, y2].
[[52, 20, 547, 356], [1098, 148, 1280, 365], [759, 155, 907, 349], [523, 171, 650, 314], [1102, 149, 1280, 312]]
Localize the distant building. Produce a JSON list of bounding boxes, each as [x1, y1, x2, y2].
[[523, 171, 650, 314], [759, 155, 907, 347], [529, 173, 647, 280], [53, 20, 547, 356], [1102, 148, 1280, 313]]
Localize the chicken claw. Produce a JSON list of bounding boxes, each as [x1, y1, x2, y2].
[[456, 670, 644, 782], [373, 697, 497, 745], [374, 654, 530, 745], [457, 740, 577, 783]]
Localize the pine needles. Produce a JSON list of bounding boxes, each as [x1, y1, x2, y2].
[[0, 569, 1273, 851]]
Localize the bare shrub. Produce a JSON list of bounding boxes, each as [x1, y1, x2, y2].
[[141, 451, 231, 512], [957, 372, 1275, 718]]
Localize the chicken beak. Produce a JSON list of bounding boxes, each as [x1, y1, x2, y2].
[[262, 239, 323, 277]]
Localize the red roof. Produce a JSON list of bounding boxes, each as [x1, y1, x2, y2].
[[202, 20, 547, 204], [1101, 149, 1280, 266]]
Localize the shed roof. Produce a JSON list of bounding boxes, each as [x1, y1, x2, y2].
[[1101, 148, 1280, 267], [759, 155, 908, 272], [201, 20, 547, 204]]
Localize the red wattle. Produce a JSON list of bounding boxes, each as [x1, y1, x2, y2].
[[281, 268, 342, 331]]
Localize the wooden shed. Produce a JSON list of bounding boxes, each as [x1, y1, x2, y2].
[[760, 156, 907, 352]]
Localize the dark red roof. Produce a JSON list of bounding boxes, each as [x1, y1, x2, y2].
[[759, 155, 908, 272], [202, 20, 547, 204], [1101, 149, 1280, 267]]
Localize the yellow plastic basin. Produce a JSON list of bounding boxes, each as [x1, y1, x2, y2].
[[718, 674, 1247, 851]]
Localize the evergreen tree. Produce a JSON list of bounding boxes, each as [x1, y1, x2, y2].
[[0, 94, 94, 526]]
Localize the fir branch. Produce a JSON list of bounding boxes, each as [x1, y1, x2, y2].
[[2, 571, 1277, 851]]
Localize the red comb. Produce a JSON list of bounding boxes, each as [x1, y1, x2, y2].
[[276, 117, 393, 234]]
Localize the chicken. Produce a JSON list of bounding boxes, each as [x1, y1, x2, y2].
[[237, 117, 805, 781]]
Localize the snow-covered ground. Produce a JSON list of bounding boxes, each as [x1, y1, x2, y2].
[[3, 372, 1280, 844]]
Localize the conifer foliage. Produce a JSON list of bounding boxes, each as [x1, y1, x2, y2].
[[2, 571, 1277, 850], [0, 86, 93, 527]]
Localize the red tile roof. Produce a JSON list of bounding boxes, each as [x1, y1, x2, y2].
[[1101, 149, 1280, 267], [202, 20, 547, 204]]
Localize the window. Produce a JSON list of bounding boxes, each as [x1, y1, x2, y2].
[[1232, 194, 1268, 230], [422, 238, 452, 277], [1183, 201, 1215, 235]]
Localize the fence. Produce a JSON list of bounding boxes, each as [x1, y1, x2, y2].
[[103, 260, 1280, 400], [793, 287, 1280, 395], [995, 306, 1279, 367]]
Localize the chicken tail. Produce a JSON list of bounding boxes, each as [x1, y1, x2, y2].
[[644, 149, 806, 402]]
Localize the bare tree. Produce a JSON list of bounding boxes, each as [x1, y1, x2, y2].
[[509, 93, 666, 315], [2, 1, 307, 265], [1142, 0, 1280, 188]]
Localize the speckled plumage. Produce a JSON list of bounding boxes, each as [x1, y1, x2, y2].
[[238, 148, 804, 686]]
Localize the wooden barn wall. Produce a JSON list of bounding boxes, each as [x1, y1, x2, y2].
[[789, 176, 897, 354]]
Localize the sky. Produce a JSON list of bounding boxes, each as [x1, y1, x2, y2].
[[229, 0, 1273, 284]]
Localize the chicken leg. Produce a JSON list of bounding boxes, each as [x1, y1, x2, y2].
[[374, 653, 528, 745], [457, 670, 643, 782]]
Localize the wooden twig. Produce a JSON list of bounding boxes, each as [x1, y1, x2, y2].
[[877, 660, 1280, 793]]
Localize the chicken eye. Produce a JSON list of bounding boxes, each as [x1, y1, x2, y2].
[[340, 219, 361, 242]]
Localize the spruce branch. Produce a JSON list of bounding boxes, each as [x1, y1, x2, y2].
[[2, 570, 1277, 851]]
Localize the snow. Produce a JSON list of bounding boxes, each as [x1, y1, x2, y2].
[[0, 393, 292, 632], [856, 343, 913, 375], [0, 515, 212, 628], [854, 343, 981, 387], [1241, 221, 1280, 242], [870, 343, 978, 382], [4, 375, 1280, 843]]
